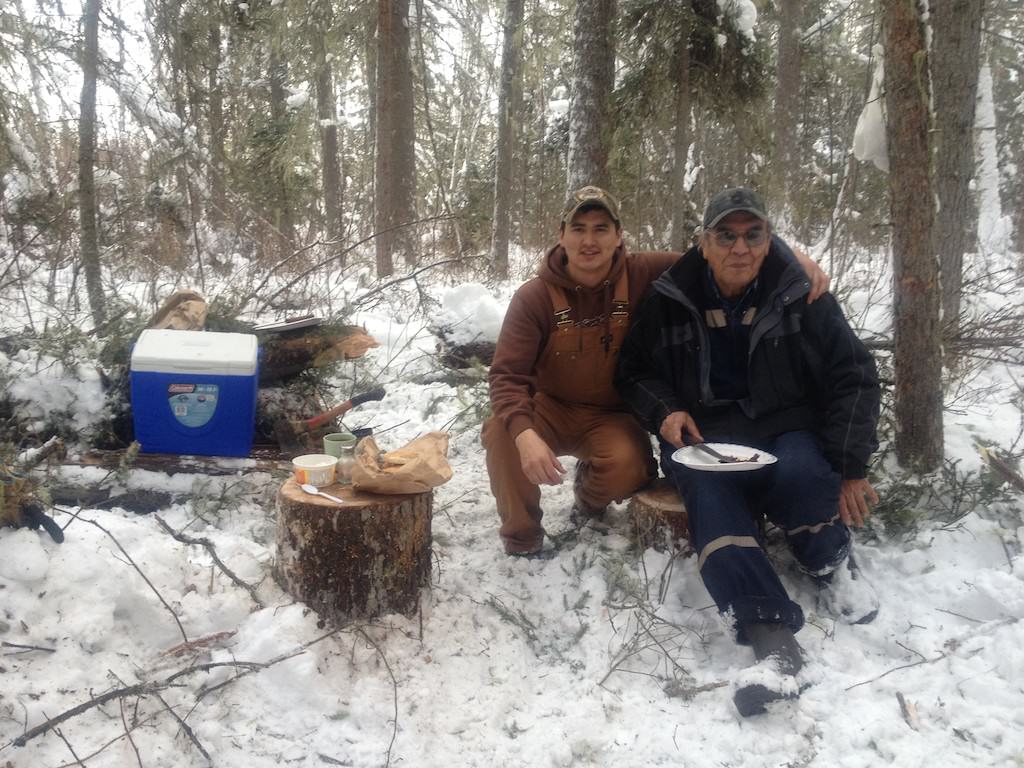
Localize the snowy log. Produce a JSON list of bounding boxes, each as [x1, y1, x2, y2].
[[628, 478, 691, 553], [274, 479, 432, 624]]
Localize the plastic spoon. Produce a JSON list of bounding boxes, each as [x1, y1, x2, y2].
[[300, 483, 346, 504]]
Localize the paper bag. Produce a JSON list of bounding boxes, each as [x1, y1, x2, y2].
[[352, 432, 452, 494]]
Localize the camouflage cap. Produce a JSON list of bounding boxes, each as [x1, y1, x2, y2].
[[560, 186, 622, 227]]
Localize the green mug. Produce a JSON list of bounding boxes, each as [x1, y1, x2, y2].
[[323, 431, 358, 458]]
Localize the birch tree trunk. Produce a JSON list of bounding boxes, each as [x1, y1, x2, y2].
[[79, 0, 107, 329], [883, 0, 943, 471], [566, 0, 616, 192], [491, 0, 525, 278]]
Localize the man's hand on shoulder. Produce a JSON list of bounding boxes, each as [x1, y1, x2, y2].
[[839, 478, 878, 528], [514, 429, 567, 485], [659, 411, 704, 449], [793, 247, 830, 303]]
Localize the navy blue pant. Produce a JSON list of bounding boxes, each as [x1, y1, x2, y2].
[[661, 431, 850, 642]]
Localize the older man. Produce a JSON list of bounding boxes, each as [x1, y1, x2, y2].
[[483, 186, 829, 557], [615, 187, 881, 715]]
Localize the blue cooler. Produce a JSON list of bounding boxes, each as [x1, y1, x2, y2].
[[130, 329, 259, 457]]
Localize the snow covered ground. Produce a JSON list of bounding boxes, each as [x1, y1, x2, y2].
[[2, 254, 1024, 768]]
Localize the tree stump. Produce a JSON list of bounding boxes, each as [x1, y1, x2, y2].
[[628, 478, 691, 553], [275, 478, 432, 624]]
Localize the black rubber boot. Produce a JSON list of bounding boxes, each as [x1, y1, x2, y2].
[[733, 622, 803, 717]]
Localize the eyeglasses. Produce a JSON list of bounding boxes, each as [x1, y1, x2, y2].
[[710, 227, 768, 249]]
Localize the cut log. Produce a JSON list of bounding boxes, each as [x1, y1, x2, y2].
[[274, 479, 432, 624], [628, 478, 691, 553]]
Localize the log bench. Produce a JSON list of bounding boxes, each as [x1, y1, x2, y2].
[[275, 479, 432, 624]]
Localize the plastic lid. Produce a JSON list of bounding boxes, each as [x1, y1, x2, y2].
[[131, 329, 258, 376]]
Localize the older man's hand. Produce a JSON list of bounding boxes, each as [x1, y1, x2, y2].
[[839, 478, 879, 528], [514, 428, 567, 486], [659, 411, 704, 449], [793, 247, 830, 302]]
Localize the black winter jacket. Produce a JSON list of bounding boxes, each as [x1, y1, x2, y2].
[[614, 237, 880, 479]]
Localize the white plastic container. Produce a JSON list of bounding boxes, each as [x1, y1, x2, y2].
[[292, 454, 337, 487]]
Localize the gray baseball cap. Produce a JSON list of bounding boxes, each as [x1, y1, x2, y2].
[[703, 187, 769, 229]]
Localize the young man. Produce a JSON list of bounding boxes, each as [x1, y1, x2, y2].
[[615, 187, 881, 716], [483, 186, 828, 557]]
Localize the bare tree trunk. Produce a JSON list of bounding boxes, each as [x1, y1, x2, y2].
[[79, 0, 106, 329], [772, 0, 802, 216], [566, 0, 616, 192], [491, 0, 525, 278], [930, 0, 984, 335], [207, 21, 227, 228], [883, 0, 943, 472], [375, 0, 417, 276], [364, 13, 378, 242], [269, 50, 296, 255], [669, 10, 693, 252], [313, 1, 344, 249]]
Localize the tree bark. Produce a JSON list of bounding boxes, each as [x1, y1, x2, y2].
[[491, 0, 525, 278], [268, 51, 296, 256], [207, 21, 227, 228], [669, 9, 693, 252], [375, 0, 418, 276], [566, 0, 616, 192], [930, 0, 984, 335], [275, 479, 432, 623], [883, 0, 943, 472], [79, 0, 106, 329], [772, 0, 802, 215], [314, 3, 344, 249]]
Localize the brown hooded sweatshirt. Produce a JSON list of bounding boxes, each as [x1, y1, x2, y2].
[[488, 244, 680, 440]]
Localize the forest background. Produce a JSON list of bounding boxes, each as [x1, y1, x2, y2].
[[1, 0, 1023, 504]]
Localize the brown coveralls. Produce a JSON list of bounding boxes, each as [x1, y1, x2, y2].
[[483, 249, 676, 553]]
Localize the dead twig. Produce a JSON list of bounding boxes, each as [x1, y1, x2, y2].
[[11, 625, 351, 749], [846, 653, 946, 691], [155, 515, 266, 609], [53, 725, 86, 767], [154, 693, 210, 762], [2, 641, 57, 654], [355, 627, 399, 768], [117, 698, 144, 768], [160, 630, 237, 658], [78, 516, 189, 644], [896, 691, 920, 730]]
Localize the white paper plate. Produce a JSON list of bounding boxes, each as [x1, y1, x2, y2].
[[671, 442, 777, 472]]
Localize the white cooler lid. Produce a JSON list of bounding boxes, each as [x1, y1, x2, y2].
[[131, 329, 259, 375]]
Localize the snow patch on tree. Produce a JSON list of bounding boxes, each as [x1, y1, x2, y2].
[[853, 45, 888, 173]]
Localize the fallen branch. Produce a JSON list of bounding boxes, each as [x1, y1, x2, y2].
[[2, 641, 56, 654], [155, 692, 211, 762], [79, 516, 189, 644], [11, 625, 350, 749], [13, 682, 159, 747], [155, 515, 266, 609]]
